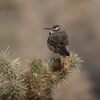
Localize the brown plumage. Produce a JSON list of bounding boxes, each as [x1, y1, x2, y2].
[[44, 25, 70, 57]]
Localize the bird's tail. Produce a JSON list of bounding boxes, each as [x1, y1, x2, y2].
[[59, 47, 70, 57]]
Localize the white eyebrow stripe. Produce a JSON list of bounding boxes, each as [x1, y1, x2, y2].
[[54, 27, 60, 30]]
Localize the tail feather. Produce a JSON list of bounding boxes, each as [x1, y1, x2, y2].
[[59, 47, 70, 57]]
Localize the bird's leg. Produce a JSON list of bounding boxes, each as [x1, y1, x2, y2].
[[52, 52, 61, 58], [50, 53, 61, 64]]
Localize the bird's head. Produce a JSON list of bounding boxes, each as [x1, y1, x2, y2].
[[44, 25, 61, 35]]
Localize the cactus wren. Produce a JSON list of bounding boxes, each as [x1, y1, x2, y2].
[[44, 25, 70, 57]]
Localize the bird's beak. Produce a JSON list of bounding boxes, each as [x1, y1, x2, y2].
[[43, 27, 51, 30]]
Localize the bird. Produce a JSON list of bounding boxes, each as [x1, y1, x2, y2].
[[44, 25, 70, 57]]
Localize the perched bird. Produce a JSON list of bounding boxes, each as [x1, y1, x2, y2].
[[44, 25, 70, 57]]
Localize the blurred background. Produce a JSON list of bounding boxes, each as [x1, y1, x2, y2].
[[0, 0, 100, 100]]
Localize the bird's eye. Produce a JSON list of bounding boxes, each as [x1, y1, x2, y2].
[[49, 31, 53, 35], [49, 32, 51, 35]]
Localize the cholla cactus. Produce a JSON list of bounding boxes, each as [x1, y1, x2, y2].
[[24, 52, 82, 100], [24, 59, 54, 100], [0, 47, 82, 100], [0, 47, 27, 100]]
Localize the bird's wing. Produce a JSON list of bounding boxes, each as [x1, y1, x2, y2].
[[58, 30, 69, 45], [48, 35, 64, 48]]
